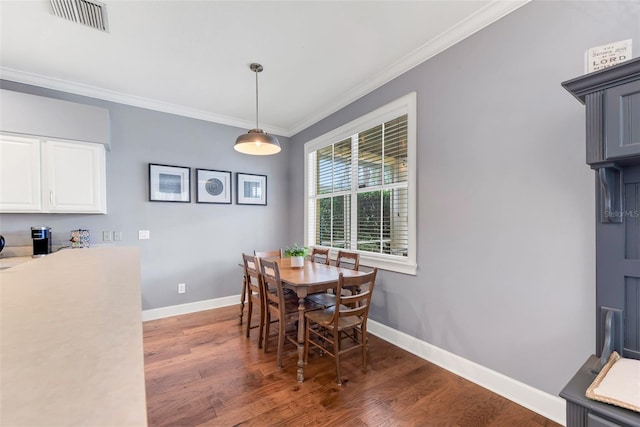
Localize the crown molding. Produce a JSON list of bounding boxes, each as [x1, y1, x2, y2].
[[1, 0, 528, 138], [0, 67, 289, 137]]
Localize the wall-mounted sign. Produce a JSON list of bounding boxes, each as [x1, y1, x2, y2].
[[586, 39, 632, 73]]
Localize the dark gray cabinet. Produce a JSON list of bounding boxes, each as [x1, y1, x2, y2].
[[561, 58, 640, 427], [606, 80, 640, 160], [563, 58, 640, 166]]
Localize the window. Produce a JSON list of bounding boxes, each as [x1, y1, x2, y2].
[[305, 93, 416, 275]]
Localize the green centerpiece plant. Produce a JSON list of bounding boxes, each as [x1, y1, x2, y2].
[[284, 243, 309, 257], [284, 244, 308, 268]]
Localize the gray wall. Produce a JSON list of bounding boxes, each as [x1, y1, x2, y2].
[[289, 1, 639, 395], [1, 0, 637, 399], [0, 81, 291, 310]]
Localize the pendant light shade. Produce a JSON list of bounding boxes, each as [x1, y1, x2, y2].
[[234, 63, 281, 155], [234, 129, 281, 155]]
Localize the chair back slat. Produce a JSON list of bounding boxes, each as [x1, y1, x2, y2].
[[336, 250, 360, 270], [254, 249, 282, 258], [338, 290, 370, 316], [263, 265, 276, 277]]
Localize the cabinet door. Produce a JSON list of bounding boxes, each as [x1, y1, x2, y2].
[[606, 80, 640, 159], [0, 134, 42, 212], [596, 165, 640, 360], [42, 140, 106, 213]]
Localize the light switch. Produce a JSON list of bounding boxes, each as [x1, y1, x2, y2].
[[138, 230, 150, 240]]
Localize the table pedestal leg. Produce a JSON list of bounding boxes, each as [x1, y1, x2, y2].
[[297, 296, 306, 383]]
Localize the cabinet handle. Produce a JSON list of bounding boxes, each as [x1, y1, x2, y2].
[[50, 191, 54, 205]]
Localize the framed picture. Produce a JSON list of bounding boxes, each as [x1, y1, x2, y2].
[[236, 173, 267, 206], [196, 169, 232, 204], [149, 163, 191, 202]]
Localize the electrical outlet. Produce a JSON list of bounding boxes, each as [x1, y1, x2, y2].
[[178, 283, 186, 294], [102, 231, 112, 241], [113, 231, 123, 241], [138, 230, 150, 240]]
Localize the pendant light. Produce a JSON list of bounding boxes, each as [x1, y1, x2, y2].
[[234, 63, 281, 155]]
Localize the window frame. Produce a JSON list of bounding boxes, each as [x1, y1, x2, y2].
[[304, 92, 417, 275]]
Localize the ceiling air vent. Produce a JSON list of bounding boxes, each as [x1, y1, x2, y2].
[[50, 0, 109, 32]]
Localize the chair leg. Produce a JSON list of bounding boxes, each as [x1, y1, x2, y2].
[[245, 296, 253, 338], [361, 326, 367, 373], [258, 299, 265, 349], [239, 274, 247, 325], [277, 316, 285, 369], [334, 330, 342, 385], [264, 311, 271, 353], [304, 318, 311, 364]]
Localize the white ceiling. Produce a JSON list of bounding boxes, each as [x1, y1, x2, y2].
[[0, 1, 527, 137]]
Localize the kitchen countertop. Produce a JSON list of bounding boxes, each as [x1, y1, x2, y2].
[[0, 247, 147, 427], [0, 255, 36, 270]]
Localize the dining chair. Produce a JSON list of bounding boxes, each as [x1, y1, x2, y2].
[[305, 247, 338, 307], [239, 249, 280, 325], [259, 258, 321, 368], [241, 253, 265, 348], [306, 249, 361, 308], [310, 247, 330, 265], [304, 268, 378, 385]]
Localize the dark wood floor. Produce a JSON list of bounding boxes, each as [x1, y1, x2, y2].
[[143, 305, 561, 426]]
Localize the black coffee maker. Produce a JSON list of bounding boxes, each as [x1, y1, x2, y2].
[[31, 227, 52, 257]]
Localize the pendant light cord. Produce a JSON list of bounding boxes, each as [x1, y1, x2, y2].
[[255, 69, 259, 130]]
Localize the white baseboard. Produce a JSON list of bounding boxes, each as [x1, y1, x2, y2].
[[142, 297, 566, 425], [367, 320, 566, 426], [141, 295, 240, 321]]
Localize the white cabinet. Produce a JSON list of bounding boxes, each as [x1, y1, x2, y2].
[[42, 140, 106, 213], [0, 134, 106, 213], [0, 134, 42, 212]]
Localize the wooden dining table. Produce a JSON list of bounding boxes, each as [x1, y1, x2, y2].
[[274, 257, 367, 382]]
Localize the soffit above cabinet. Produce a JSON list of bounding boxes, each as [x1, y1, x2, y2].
[[0, 89, 110, 148]]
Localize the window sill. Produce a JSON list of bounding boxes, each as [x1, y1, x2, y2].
[[358, 253, 417, 276]]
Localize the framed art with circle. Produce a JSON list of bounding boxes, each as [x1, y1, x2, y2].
[[196, 169, 232, 204], [149, 163, 191, 202]]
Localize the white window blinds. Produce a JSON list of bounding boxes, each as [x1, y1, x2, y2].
[[305, 93, 416, 274]]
